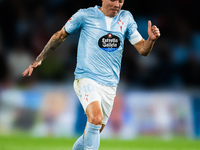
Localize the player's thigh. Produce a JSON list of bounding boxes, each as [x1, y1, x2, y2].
[[74, 78, 102, 111], [86, 101, 103, 125]]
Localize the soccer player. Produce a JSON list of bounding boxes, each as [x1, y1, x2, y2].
[[22, 0, 160, 149]]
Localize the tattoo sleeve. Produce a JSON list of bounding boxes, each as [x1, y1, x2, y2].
[[33, 31, 64, 64]]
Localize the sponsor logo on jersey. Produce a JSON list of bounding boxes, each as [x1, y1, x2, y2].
[[98, 33, 120, 52]]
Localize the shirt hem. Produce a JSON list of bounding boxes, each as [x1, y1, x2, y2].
[[75, 74, 118, 87]]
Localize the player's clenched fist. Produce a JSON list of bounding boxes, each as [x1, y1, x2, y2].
[[22, 61, 42, 77], [148, 20, 160, 41]]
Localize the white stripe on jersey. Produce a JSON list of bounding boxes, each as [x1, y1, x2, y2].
[[129, 30, 143, 45], [105, 16, 113, 31]]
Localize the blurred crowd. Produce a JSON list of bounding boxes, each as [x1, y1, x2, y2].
[[0, 0, 200, 88], [0, 0, 200, 139]]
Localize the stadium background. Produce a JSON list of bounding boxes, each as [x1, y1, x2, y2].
[[0, 0, 200, 140]]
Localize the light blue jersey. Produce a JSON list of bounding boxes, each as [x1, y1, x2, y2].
[[65, 5, 142, 86]]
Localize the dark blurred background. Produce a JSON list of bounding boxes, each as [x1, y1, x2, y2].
[[0, 0, 200, 139], [0, 0, 200, 88]]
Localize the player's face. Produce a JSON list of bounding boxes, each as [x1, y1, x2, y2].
[[101, 0, 124, 17]]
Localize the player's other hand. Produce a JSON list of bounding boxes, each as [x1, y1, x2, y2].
[[22, 61, 42, 77], [148, 20, 160, 41]]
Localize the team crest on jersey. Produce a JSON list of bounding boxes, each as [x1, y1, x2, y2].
[[98, 33, 120, 52], [117, 20, 124, 32]]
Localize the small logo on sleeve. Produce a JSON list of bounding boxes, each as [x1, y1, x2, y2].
[[98, 33, 120, 52], [67, 17, 72, 22]]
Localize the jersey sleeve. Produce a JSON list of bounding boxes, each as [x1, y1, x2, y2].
[[125, 11, 143, 45], [64, 9, 83, 34]]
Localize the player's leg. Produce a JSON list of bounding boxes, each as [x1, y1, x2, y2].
[[83, 101, 102, 150], [72, 135, 84, 150], [86, 101, 103, 125], [72, 78, 111, 150], [72, 123, 105, 150], [100, 124, 105, 133]]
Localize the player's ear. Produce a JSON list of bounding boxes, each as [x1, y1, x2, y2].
[[101, 0, 105, 7]]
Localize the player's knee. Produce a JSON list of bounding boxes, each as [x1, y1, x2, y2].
[[89, 114, 103, 125]]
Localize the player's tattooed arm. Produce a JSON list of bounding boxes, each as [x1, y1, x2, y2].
[[34, 26, 68, 63], [22, 26, 69, 77], [134, 20, 160, 56]]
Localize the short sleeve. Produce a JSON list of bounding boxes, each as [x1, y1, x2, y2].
[[126, 11, 143, 45], [64, 9, 83, 34]]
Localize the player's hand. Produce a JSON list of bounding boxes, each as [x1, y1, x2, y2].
[[148, 20, 160, 41], [22, 61, 42, 77]]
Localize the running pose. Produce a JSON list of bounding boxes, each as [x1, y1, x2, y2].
[[22, 0, 160, 149]]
